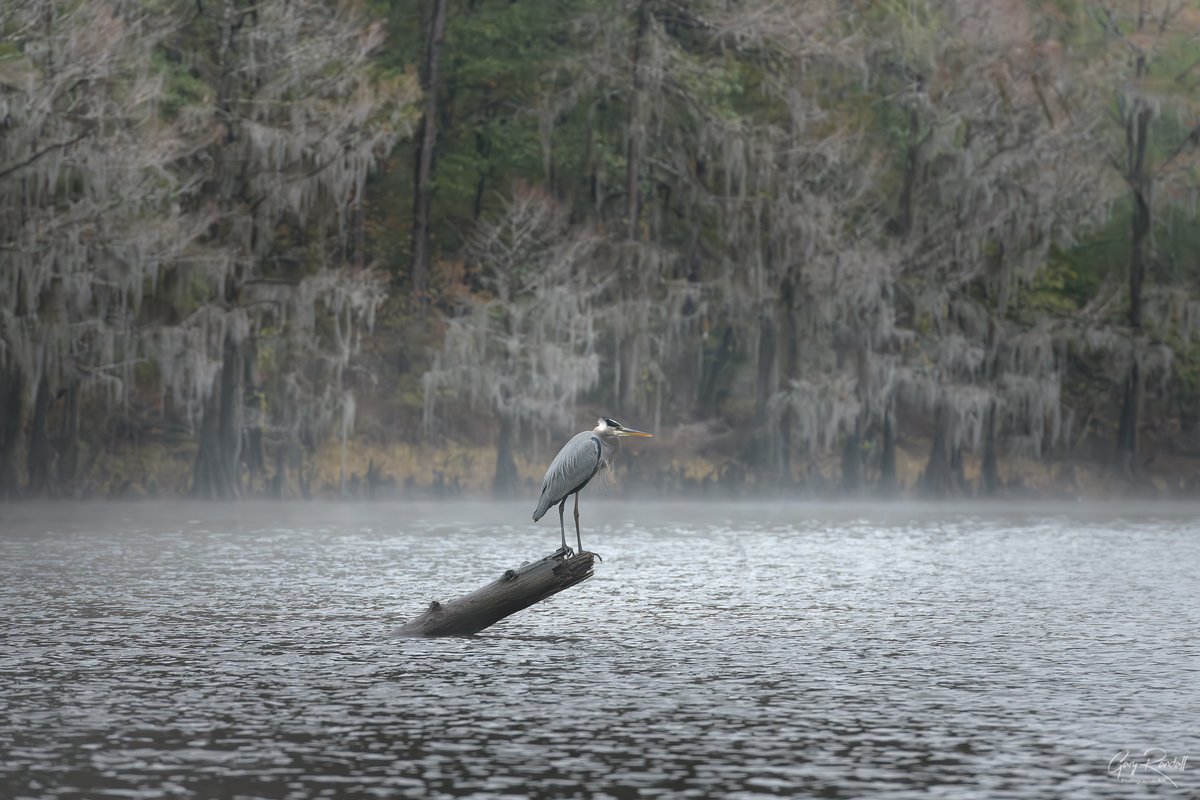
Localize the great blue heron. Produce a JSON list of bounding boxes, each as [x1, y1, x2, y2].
[[533, 417, 653, 553]]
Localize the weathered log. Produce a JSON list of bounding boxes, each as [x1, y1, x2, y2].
[[395, 548, 597, 637]]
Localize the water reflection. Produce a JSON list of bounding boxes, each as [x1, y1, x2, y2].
[[1, 502, 1197, 798]]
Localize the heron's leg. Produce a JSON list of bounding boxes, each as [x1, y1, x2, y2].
[[573, 492, 583, 553], [558, 499, 568, 552]]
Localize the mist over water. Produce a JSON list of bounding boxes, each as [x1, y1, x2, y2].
[[2, 501, 1197, 798]]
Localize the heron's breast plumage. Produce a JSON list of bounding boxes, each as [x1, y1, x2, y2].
[[532, 431, 602, 521]]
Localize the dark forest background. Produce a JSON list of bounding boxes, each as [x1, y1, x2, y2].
[[2, 0, 1199, 500]]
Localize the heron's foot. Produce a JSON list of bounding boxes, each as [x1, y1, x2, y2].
[[555, 544, 574, 558]]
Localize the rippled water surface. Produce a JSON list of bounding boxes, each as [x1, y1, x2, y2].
[[2, 501, 1197, 798]]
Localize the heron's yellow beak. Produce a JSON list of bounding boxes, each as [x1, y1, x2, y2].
[[616, 427, 653, 438]]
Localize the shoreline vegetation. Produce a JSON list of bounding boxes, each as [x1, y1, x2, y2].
[[53, 423, 1200, 501], [2, 1, 1199, 504]]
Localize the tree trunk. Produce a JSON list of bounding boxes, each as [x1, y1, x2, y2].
[[1178, 375, 1199, 434], [270, 444, 287, 499], [625, 0, 649, 238], [842, 343, 868, 493], [585, 100, 599, 212], [1115, 361, 1140, 480], [242, 337, 267, 492], [754, 312, 775, 425], [878, 401, 897, 495], [1127, 98, 1151, 331], [1115, 66, 1152, 476], [395, 549, 596, 637], [0, 364, 24, 499], [492, 412, 520, 498], [612, 2, 650, 419], [841, 423, 863, 494], [58, 383, 80, 493], [617, 333, 641, 418], [192, 333, 245, 499], [776, 405, 793, 487], [774, 276, 799, 485], [698, 325, 734, 419], [894, 107, 920, 236], [411, 0, 449, 302], [26, 375, 51, 497], [921, 402, 962, 497], [981, 401, 999, 496], [245, 426, 266, 492]]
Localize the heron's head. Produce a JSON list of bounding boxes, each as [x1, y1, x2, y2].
[[594, 417, 654, 439]]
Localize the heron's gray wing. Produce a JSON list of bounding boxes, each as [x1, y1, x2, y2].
[[532, 432, 601, 521]]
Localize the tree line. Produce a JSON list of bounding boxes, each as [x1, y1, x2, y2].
[[1, 0, 414, 497], [1, 0, 1198, 499]]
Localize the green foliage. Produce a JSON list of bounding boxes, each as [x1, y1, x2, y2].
[[1154, 208, 1200, 287], [1024, 255, 1088, 315], [1032, 211, 1128, 313], [1175, 340, 1200, 399], [370, 0, 601, 272], [150, 50, 209, 120]]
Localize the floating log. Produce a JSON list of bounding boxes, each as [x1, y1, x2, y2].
[[395, 548, 597, 637]]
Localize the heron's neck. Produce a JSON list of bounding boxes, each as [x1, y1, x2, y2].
[[594, 431, 618, 457]]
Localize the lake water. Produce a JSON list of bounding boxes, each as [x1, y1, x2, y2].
[[1, 501, 1197, 798]]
